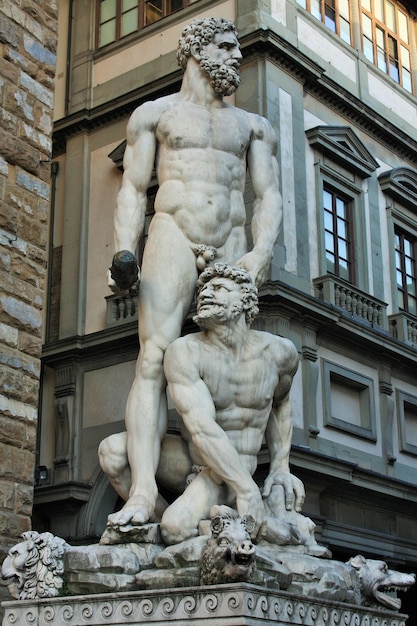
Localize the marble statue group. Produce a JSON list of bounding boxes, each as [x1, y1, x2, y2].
[[2, 18, 415, 616], [103, 16, 295, 538]]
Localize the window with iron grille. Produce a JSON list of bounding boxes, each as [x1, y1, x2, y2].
[[297, 0, 352, 43], [323, 186, 354, 282], [97, 0, 194, 48], [360, 0, 412, 93], [395, 228, 417, 316]]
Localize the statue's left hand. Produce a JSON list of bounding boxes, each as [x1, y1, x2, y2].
[[262, 470, 305, 513], [235, 250, 272, 288]]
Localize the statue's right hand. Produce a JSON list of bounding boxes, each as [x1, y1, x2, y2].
[[108, 250, 140, 294]]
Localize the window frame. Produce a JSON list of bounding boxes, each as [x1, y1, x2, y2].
[[297, 0, 352, 44], [96, 0, 193, 48], [381, 167, 417, 321], [360, 0, 413, 93], [323, 184, 355, 283], [397, 390, 417, 456], [315, 164, 368, 290], [322, 360, 377, 441], [394, 227, 417, 316]]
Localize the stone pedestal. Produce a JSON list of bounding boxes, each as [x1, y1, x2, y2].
[[2, 584, 408, 626]]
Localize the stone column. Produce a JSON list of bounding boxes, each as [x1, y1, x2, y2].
[[0, 0, 57, 610]]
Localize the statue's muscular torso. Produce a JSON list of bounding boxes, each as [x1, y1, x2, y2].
[[154, 98, 255, 248], [182, 332, 296, 476]]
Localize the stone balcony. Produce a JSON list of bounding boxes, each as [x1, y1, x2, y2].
[[388, 311, 417, 347], [312, 275, 388, 330], [105, 291, 138, 326]]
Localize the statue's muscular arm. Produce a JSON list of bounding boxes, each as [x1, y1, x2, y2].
[[236, 114, 282, 287], [164, 338, 265, 530], [113, 100, 167, 256], [262, 338, 305, 512]]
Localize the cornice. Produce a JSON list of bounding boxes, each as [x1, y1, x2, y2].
[[53, 29, 417, 164]]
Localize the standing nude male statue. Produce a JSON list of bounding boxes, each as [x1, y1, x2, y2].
[[106, 17, 282, 527]]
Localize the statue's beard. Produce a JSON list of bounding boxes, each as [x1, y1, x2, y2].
[[199, 56, 240, 96], [193, 301, 244, 328]]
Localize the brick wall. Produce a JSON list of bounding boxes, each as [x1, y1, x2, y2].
[[0, 0, 57, 607]]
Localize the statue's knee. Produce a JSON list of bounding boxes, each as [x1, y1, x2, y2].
[[139, 342, 166, 380], [160, 507, 195, 545]]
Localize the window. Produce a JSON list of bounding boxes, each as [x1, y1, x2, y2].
[[323, 186, 354, 282], [360, 0, 412, 92], [297, 0, 352, 43], [98, 0, 194, 47], [397, 391, 417, 456], [395, 229, 417, 316], [322, 360, 376, 440]]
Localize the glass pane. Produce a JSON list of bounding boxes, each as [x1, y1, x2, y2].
[[325, 5, 336, 32], [326, 253, 336, 272], [363, 36, 374, 61], [377, 47, 387, 72], [395, 233, 400, 248], [168, 0, 184, 12], [297, 0, 307, 8], [362, 13, 372, 38], [325, 232, 335, 253], [340, 18, 351, 44], [339, 258, 348, 270], [337, 218, 347, 238], [398, 11, 409, 43], [323, 190, 333, 210], [336, 197, 346, 217], [101, 0, 116, 22], [311, 0, 321, 20], [324, 211, 333, 231], [398, 289, 404, 309], [361, 0, 371, 11], [402, 69, 412, 93], [405, 257, 413, 275], [404, 239, 412, 256], [385, 1, 395, 32], [389, 59, 399, 82], [145, 0, 162, 24], [408, 296, 417, 316], [338, 240, 348, 259], [401, 45, 411, 70], [396, 269, 404, 287], [100, 19, 116, 46], [374, 0, 383, 22], [376, 27, 384, 48], [121, 8, 138, 36], [123, 0, 137, 9], [339, 0, 349, 19]]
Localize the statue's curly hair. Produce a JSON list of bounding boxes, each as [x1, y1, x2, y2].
[[197, 263, 259, 325], [177, 17, 237, 70]]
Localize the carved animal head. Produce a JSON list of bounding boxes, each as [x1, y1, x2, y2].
[[349, 555, 415, 611], [200, 509, 256, 586], [1, 531, 68, 600]]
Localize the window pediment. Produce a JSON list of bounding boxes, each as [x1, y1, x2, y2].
[[378, 167, 417, 212], [306, 126, 379, 178], [108, 140, 127, 171]]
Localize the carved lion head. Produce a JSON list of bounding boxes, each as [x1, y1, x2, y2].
[[1, 531, 68, 600]]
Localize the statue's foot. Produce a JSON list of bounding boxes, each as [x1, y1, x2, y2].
[[107, 495, 155, 527]]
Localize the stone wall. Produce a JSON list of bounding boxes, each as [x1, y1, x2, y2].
[[0, 0, 57, 608]]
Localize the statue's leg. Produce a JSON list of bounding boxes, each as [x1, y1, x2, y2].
[[107, 215, 198, 527], [160, 469, 227, 545]]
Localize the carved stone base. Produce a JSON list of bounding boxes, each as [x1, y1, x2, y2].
[[2, 584, 408, 626]]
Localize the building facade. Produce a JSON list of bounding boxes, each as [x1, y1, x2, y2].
[[36, 0, 417, 616], [0, 0, 57, 610]]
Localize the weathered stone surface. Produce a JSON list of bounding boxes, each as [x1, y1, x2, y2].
[[1, 585, 410, 626], [0, 0, 56, 609], [100, 523, 162, 546]]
